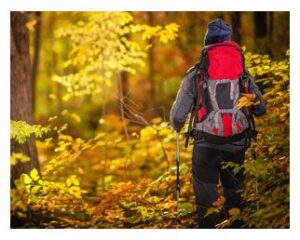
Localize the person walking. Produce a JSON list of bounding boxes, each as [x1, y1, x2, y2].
[[170, 19, 266, 228]]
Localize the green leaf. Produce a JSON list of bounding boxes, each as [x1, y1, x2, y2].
[[178, 202, 193, 216]]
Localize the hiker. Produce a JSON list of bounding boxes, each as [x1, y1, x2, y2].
[[170, 19, 266, 228]]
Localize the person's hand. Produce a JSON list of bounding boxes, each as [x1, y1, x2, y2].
[[236, 93, 260, 109]]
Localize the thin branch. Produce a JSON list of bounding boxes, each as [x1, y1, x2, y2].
[[118, 73, 130, 141]]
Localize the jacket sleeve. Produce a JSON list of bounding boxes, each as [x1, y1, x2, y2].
[[170, 69, 197, 132], [248, 72, 267, 116]]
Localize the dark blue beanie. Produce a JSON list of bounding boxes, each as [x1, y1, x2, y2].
[[204, 19, 232, 46]]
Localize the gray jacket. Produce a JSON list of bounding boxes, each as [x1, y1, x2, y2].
[[170, 66, 266, 151]]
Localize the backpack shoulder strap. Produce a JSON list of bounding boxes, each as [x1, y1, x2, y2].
[[238, 51, 258, 147], [184, 51, 207, 147], [199, 48, 209, 78], [196, 48, 209, 111]]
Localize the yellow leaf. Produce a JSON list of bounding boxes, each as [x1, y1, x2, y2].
[[21, 174, 32, 184], [26, 19, 37, 31], [10, 152, 30, 166], [228, 208, 240, 216], [268, 145, 276, 154], [236, 93, 260, 109], [254, 58, 261, 64], [31, 185, 41, 194], [151, 117, 162, 124], [205, 207, 220, 218], [140, 126, 156, 142], [68, 186, 81, 198], [48, 94, 57, 100], [30, 168, 40, 181], [66, 175, 80, 187], [70, 113, 81, 123]]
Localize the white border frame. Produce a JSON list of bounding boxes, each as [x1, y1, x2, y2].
[[1, 1, 298, 240]]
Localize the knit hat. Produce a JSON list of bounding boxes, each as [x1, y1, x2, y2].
[[204, 19, 232, 46]]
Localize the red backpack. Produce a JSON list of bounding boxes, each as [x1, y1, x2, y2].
[[187, 41, 255, 146]]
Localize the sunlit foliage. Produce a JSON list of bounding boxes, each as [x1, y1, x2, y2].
[[11, 120, 49, 144], [11, 117, 195, 228], [241, 50, 289, 228], [213, 50, 290, 228], [52, 12, 179, 101]]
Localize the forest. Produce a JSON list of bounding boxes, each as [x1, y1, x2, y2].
[[10, 11, 289, 228]]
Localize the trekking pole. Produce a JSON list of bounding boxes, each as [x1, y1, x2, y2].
[[176, 131, 180, 203]]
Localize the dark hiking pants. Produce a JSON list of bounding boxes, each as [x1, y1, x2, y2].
[[192, 145, 246, 228]]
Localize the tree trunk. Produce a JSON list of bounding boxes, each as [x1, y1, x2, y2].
[[118, 72, 130, 141], [231, 12, 241, 44], [254, 12, 267, 39], [267, 12, 274, 56], [31, 12, 41, 114], [11, 12, 39, 187]]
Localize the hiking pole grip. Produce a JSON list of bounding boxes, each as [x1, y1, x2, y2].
[[176, 131, 180, 202], [184, 107, 195, 148]]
